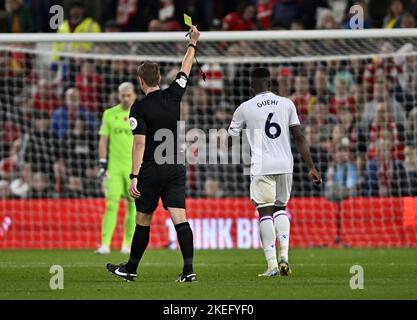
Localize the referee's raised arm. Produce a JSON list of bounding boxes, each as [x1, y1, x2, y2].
[[107, 25, 201, 283], [180, 25, 200, 77]]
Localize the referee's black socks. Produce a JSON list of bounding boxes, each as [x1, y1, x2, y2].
[[175, 222, 194, 275], [126, 225, 150, 273]]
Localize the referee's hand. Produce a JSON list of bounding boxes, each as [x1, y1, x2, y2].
[[129, 178, 141, 199], [189, 25, 200, 44]]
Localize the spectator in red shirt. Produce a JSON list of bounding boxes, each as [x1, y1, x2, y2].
[[257, 0, 278, 29], [276, 65, 293, 98], [75, 59, 103, 113], [367, 102, 404, 160], [328, 76, 356, 115], [363, 55, 402, 102], [198, 63, 224, 95], [290, 75, 314, 124], [0, 138, 20, 182], [223, 2, 257, 31], [363, 130, 410, 197], [32, 79, 60, 115], [1, 113, 21, 158]]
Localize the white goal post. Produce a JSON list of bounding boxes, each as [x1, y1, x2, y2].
[[2, 28, 417, 42], [0, 29, 416, 249]]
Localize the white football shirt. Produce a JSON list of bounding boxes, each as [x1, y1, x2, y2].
[[228, 91, 300, 176]]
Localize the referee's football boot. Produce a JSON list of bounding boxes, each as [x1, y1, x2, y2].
[[278, 257, 292, 276], [258, 267, 279, 277], [176, 273, 197, 283], [106, 262, 136, 282]]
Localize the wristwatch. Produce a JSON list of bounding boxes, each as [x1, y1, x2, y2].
[[129, 174, 138, 180]]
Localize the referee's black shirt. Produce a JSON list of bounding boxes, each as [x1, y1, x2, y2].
[[129, 72, 188, 163]]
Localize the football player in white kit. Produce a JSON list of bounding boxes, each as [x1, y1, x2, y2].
[[228, 68, 322, 276]]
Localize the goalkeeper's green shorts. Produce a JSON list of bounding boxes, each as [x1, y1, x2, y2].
[[104, 172, 133, 202]]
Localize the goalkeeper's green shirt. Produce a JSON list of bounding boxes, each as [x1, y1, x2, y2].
[[99, 104, 133, 174]]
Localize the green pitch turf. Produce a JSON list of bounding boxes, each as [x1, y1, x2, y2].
[[0, 248, 416, 300]]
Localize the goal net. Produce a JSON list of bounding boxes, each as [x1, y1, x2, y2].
[[0, 30, 416, 249]]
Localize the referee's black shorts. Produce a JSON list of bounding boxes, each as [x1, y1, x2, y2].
[[135, 162, 186, 214]]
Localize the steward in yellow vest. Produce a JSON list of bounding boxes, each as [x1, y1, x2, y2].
[[53, 1, 101, 60]]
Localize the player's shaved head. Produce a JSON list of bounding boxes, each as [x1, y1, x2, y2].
[[251, 67, 271, 94], [118, 82, 136, 109], [118, 82, 135, 93]]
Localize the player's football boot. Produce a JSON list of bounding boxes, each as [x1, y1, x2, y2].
[[106, 262, 137, 282], [95, 245, 110, 255], [278, 257, 292, 276], [258, 267, 279, 277], [176, 273, 197, 282]]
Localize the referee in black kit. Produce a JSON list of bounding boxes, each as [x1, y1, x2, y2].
[[106, 26, 200, 283]]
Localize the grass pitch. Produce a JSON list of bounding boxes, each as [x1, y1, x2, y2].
[[0, 248, 416, 300]]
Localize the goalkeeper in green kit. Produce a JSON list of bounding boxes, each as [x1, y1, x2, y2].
[[95, 82, 137, 255]]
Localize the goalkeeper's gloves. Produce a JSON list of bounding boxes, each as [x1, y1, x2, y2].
[[98, 159, 108, 179]]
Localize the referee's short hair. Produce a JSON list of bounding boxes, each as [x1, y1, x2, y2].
[[138, 61, 161, 87]]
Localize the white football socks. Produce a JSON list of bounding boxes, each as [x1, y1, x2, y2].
[[259, 216, 278, 270], [273, 210, 290, 261]]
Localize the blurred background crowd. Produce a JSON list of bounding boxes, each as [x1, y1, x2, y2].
[[1, 0, 417, 33], [0, 0, 416, 201]]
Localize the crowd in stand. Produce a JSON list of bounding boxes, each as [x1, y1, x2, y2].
[[1, 0, 417, 33], [0, 0, 417, 200]]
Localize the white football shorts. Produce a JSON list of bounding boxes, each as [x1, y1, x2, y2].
[[250, 174, 293, 208]]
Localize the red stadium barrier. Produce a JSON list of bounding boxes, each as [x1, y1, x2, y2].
[[0, 197, 416, 249]]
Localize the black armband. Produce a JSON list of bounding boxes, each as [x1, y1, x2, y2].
[[176, 71, 188, 81], [188, 43, 197, 50]]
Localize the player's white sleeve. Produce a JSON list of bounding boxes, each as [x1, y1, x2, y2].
[[228, 106, 245, 136], [288, 100, 301, 127]]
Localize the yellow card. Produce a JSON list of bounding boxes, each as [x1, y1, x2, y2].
[[184, 14, 192, 27]]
